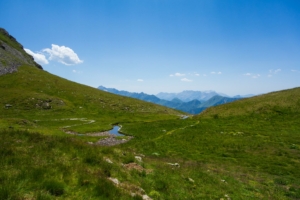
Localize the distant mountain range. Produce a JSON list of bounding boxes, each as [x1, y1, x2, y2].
[[156, 90, 254, 102], [156, 90, 220, 102], [98, 86, 246, 114]]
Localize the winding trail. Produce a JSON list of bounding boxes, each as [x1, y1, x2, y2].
[[154, 120, 200, 141]]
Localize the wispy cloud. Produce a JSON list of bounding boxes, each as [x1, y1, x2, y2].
[[181, 78, 192, 82], [137, 79, 144, 82], [72, 69, 82, 74], [211, 71, 222, 75], [244, 73, 252, 76], [269, 69, 281, 75], [291, 69, 300, 73], [170, 72, 185, 77], [24, 48, 49, 65], [195, 73, 200, 76], [43, 44, 83, 65], [244, 73, 260, 79], [252, 74, 261, 79], [268, 69, 281, 77]]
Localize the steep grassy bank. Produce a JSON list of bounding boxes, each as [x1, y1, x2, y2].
[[0, 65, 182, 135]]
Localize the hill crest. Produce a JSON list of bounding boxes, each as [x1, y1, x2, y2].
[[0, 28, 42, 76]]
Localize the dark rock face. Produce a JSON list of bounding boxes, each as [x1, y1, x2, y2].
[[0, 28, 43, 76]]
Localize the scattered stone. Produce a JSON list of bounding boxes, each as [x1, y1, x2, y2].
[[105, 158, 113, 164], [142, 194, 152, 200], [188, 178, 195, 183], [167, 163, 180, 167], [5, 104, 12, 109], [87, 142, 93, 145], [152, 152, 160, 156], [42, 102, 51, 109], [108, 177, 119, 185], [95, 135, 133, 146], [135, 156, 142, 162], [131, 193, 136, 197]]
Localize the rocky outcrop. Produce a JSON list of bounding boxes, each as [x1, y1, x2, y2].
[[95, 135, 133, 146], [0, 28, 43, 76]]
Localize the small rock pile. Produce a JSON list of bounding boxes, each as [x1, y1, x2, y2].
[[95, 135, 133, 146]]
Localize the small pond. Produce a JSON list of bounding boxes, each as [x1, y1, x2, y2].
[[109, 125, 125, 136]]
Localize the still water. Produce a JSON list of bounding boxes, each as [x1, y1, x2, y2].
[[109, 125, 124, 136]]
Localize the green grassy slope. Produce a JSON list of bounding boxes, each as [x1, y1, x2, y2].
[[0, 65, 182, 135], [119, 87, 300, 199], [199, 87, 300, 118], [1, 28, 300, 199]]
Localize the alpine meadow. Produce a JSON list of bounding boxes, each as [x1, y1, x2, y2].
[[1, 23, 300, 200]]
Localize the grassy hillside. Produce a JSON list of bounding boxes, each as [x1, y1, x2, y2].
[[0, 65, 182, 135], [120, 87, 300, 199], [1, 28, 300, 199], [199, 87, 300, 118], [0, 65, 186, 199]]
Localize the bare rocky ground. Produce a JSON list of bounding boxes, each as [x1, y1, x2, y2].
[[95, 135, 133, 146], [64, 129, 133, 146]]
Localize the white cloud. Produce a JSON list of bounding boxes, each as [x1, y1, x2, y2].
[[72, 69, 82, 74], [137, 79, 144, 82], [274, 69, 281, 73], [291, 69, 300, 73], [244, 72, 260, 78], [24, 48, 49, 65], [181, 78, 192, 82], [43, 44, 83, 65], [269, 69, 281, 74], [252, 74, 261, 79], [170, 72, 185, 77], [211, 71, 222, 75], [195, 73, 200, 76], [268, 69, 281, 77], [211, 71, 216, 74]]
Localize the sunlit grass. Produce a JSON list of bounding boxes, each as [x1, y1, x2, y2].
[[1, 64, 300, 199]]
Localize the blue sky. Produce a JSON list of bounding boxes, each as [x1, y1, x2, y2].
[[1, 0, 300, 96]]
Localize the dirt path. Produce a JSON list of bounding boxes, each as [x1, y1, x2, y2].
[[154, 120, 200, 140]]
